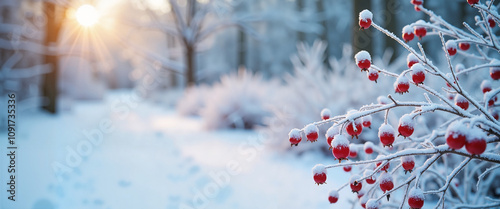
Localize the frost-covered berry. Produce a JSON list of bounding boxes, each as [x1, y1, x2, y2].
[[288, 128, 302, 147], [410, 63, 426, 84], [326, 126, 340, 149], [377, 96, 390, 105], [349, 145, 358, 158], [407, 53, 419, 68], [455, 63, 465, 73], [366, 199, 379, 209], [328, 190, 339, 204], [401, 155, 415, 173], [398, 114, 415, 138], [414, 20, 427, 40], [364, 170, 376, 184], [350, 175, 363, 193], [490, 66, 500, 80], [355, 51, 372, 70], [481, 80, 492, 93], [402, 25, 415, 42], [459, 42, 470, 51], [360, 197, 368, 208], [362, 115, 372, 128], [305, 124, 319, 142], [467, 0, 479, 5], [313, 164, 327, 185], [447, 92, 455, 101], [379, 172, 394, 193], [364, 141, 374, 154], [411, 0, 423, 5], [343, 165, 352, 172], [465, 128, 487, 155], [488, 15, 496, 28], [394, 75, 410, 94], [446, 122, 467, 150], [378, 124, 396, 147], [408, 188, 425, 209], [446, 40, 457, 56], [346, 111, 364, 138], [332, 134, 350, 161], [367, 68, 379, 83], [359, 10, 373, 29], [321, 108, 332, 120], [375, 156, 390, 172], [491, 109, 499, 120], [455, 94, 469, 110]]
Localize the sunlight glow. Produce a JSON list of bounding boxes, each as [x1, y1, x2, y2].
[[76, 4, 99, 27]]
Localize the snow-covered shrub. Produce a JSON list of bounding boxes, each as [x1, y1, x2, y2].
[[176, 85, 209, 116], [264, 40, 406, 153], [290, 2, 500, 208], [199, 68, 279, 130]]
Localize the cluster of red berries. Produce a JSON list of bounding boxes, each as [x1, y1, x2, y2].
[[445, 122, 488, 155]]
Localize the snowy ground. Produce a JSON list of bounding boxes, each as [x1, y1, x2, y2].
[[1, 91, 359, 209]]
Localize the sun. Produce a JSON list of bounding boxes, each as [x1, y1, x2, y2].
[[75, 4, 99, 27]]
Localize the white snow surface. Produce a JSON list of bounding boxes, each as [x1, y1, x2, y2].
[[407, 53, 418, 63], [445, 40, 457, 49], [312, 164, 327, 175], [355, 50, 371, 62], [399, 114, 415, 127], [378, 123, 395, 137], [350, 174, 362, 184], [332, 134, 350, 148], [403, 25, 413, 34], [326, 126, 340, 138], [411, 63, 425, 74], [454, 94, 468, 103], [304, 123, 319, 134], [321, 108, 331, 118], [378, 172, 393, 184], [329, 189, 339, 198], [359, 9, 373, 20], [409, 187, 425, 200], [289, 128, 301, 138], [481, 80, 492, 90], [401, 155, 415, 163], [366, 199, 379, 209]]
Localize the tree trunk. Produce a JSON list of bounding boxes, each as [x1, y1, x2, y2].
[[352, 0, 373, 54], [41, 2, 63, 113], [185, 45, 196, 86], [383, 0, 398, 63], [296, 0, 305, 42]]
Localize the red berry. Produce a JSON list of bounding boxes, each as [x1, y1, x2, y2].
[[376, 160, 390, 172], [378, 124, 396, 147], [350, 175, 363, 193], [398, 114, 415, 138], [355, 51, 372, 70], [349, 146, 358, 158], [488, 15, 495, 28], [446, 40, 457, 56], [408, 188, 425, 209], [407, 53, 419, 68], [394, 76, 410, 94], [326, 126, 340, 148], [346, 121, 363, 138], [401, 155, 415, 173], [411, 0, 423, 5], [332, 134, 350, 161], [414, 5, 421, 11], [366, 199, 379, 209], [465, 129, 487, 155], [490, 67, 500, 80], [313, 164, 327, 185], [321, 108, 331, 120], [364, 142, 374, 154], [481, 80, 492, 93], [328, 190, 339, 204], [367, 69, 379, 82], [402, 26, 415, 42], [459, 42, 470, 51], [379, 173, 394, 193], [455, 94, 469, 110], [446, 122, 467, 150], [364, 170, 376, 184], [304, 124, 319, 142], [359, 10, 373, 29], [288, 128, 302, 146], [362, 115, 372, 128], [343, 165, 352, 172], [467, 0, 479, 5], [414, 21, 427, 39], [411, 63, 426, 84]]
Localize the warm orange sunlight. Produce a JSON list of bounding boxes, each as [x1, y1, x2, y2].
[[75, 4, 99, 27]]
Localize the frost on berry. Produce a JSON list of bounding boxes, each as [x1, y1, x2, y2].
[[413, 20, 427, 40], [490, 65, 500, 80], [343, 165, 352, 172], [445, 40, 457, 56], [288, 128, 302, 147], [304, 124, 319, 142], [349, 144, 358, 158], [402, 25, 415, 42], [459, 42, 470, 51], [355, 50, 372, 71], [366, 199, 379, 209], [346, 110, 363, 138], [367, 68, 379, 83], [481, 80, 492, 93], [350, 174, 363, 193], [378, 123, 396, 147], [487, 15, 496, 28], [359, 9, 373, 30], [362, 115, 372, 128], [454, 94, 469, 110], [410, 63, 426, 84], [455, 63, 465, 73], [377, 96, 390, 105], [312, 164, 327, 185], [364, 141, 374, 154], [332, 134, 350, 161], [321, 108, 332, 120], [398, 114, 415, 138], [407, 53, 419, 68], [394, 75, 410, 94], [465, 128, 487, 155], [328, 190, 339, 204], [364, 170, 376, 184], [325, 126, 340, 149], [401, 155, 415, 173], [375, 155, 390, 172], [379, 172, 394, 193], [408, 188, 425, 209]]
